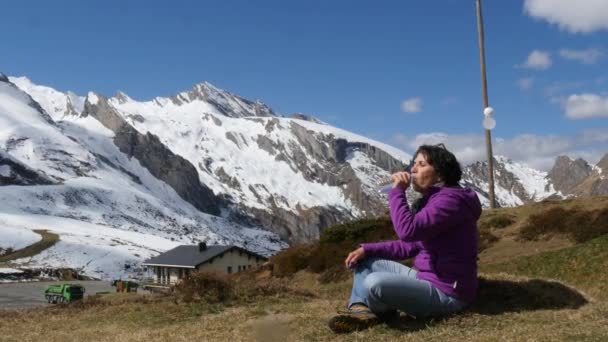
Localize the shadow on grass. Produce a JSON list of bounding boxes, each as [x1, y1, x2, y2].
[[385, 276, 588, 332], [470, 277, 587, 315]]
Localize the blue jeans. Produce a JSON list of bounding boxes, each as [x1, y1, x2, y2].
[[348, 258, 468, 318]]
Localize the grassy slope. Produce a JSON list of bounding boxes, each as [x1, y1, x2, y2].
[[0, 230, 59, 264], [482, 234, 608, 301], [1, 197, 608, 341]]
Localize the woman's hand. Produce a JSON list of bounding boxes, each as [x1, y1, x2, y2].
[[345, 247, 365, 269], [391, 171, 411, 189]]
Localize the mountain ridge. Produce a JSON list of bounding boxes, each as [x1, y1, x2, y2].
[[1, 73, 606, 279]]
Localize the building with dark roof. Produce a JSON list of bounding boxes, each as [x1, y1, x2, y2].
[[142, 242, 267, 285]]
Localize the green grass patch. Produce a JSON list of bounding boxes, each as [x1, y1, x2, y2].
[[0, 230, 59, 263], [478, 213, 517, 230], [478, 230, 499, 252], [482, 234, 608, 300], [518, 206, 608, 243]]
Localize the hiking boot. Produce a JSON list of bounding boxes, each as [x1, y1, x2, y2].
[[328, 304, 381, 333]]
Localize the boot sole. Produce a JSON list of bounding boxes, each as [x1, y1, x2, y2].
[[328, 314, 380, 333]]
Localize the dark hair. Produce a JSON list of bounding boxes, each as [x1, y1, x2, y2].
[[414, 143, 462, 186]]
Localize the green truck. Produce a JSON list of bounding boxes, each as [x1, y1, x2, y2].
[[44, 284, 85, 304]]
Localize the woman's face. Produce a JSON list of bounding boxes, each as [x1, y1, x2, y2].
[[411, 153, 440, 193]]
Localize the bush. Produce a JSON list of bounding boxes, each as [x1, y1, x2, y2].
[[319, 217, 393, 244], [270, 244, 314, 277], [174, 272, 233, 303], [479, 214, 516, 230], [0, 247, 14, 257], [269, 217, 397, 281], [479, 230, 499, 252], [518, 207, 608, 243], [174, 270, 315, 304]]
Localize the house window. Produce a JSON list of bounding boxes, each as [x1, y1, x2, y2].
[[227, 266, 232, 274], [237, 265, 241, 272]]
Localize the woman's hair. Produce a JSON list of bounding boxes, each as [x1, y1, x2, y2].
[[414, 143, 462, 186]]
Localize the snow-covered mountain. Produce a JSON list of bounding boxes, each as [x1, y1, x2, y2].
[[463, 156, 561, 207], [463, 154, 608, 207], [0, 75, 288, 279], [1, 74, 410, 279], [1, 73, 605, 279]]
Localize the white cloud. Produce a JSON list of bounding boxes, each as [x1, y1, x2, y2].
[[564, 93, 608, 119], [559, 48, 604, 64], [391, 130, 608, 171], [522, 50, 552, 70], [401, 97, 423, 113], [524, 0, 608, 34], [517, 77, 535, 90]]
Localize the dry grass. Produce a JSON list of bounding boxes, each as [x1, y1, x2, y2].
[[482, 234, 608, 301], [518, 206, 608, 243], [478, 196, 608, 265], [1, 272, 606, 342], [1, 197, 607, 341]]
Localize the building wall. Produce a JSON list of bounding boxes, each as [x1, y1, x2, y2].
[[168, 267, 191, 284], [151, 248, 266, 285], [197, 248, 265, 274], [153, 266, 193, 285]]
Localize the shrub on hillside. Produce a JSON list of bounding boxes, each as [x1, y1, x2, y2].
[[174, 272, 233, 303], [479, 214, 516, 230], [269, 217, 396, 279], [174, 270, 314, 304], [518, 207, 608, 243], [319, 217, 393, 243], [269, 244, 314, 277], [478, 230, 499, 252], [0, 247, 14, 257]]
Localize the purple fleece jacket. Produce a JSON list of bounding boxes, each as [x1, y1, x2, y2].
[[361, 186, 482, 303]]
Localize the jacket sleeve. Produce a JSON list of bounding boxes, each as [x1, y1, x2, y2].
[[388, 187, 462, 241], [361, 240, 419, 260]]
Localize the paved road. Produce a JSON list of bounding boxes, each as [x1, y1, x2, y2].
[[0, 280, 115, 310]]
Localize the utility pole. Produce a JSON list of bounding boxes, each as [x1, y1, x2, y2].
[[475, 0, 496, 208]]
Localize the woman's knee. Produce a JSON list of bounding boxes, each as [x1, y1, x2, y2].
[[353, 257, 377, 272], [362, 272, 386, 296]]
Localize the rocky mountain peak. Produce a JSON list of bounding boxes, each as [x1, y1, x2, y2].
[[547, 155, 592, 194], [114, 91, 131, 104], [165, 81, 278, 118], [0, 72, 8, 83], [290, 113, 326, 124], [597, 153, 608, 172]]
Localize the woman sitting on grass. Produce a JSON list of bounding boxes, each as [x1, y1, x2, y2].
[[329, 144, 482, 333]]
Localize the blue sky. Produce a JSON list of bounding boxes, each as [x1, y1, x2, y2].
[[2, 0, 607, 169]]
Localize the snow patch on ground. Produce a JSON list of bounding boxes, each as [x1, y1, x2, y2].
[[0, 268, 24, 274], [0, 164, 11, 177], [0, 224, 41, 251]]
